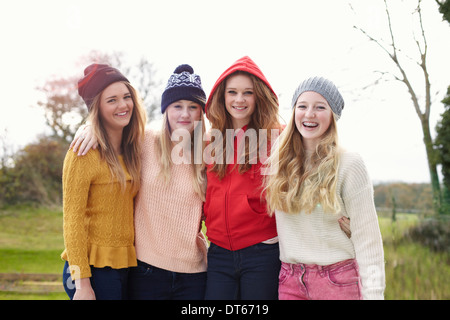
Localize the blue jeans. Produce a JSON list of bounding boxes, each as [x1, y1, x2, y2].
[[62, 261, 130, 300], [205, 242, 281, 300], [127, 260, 207, 300]]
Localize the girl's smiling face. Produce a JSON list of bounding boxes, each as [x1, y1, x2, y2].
[[224, 74, 256, 129], [166, 99, 202, 134], [99, 82, 134, 132], [294, 91, 333, 150]]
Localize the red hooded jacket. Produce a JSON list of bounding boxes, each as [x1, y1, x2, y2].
[[203, 56, 278, 251], [205, 56, 277, 115]]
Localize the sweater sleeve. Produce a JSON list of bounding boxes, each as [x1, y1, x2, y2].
[[62, 150, 95, 280], [340, 153, 386, 300]]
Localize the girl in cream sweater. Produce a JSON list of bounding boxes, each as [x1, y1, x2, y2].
[[264, 77, 385, 300]]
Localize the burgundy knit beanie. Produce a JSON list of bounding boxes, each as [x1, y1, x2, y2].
[[78, 63, 129, 110]]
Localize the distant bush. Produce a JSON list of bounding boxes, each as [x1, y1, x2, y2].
[[0, 136, 68, 207], [404, 219, 450, 253], [374, 182, 433, 214]]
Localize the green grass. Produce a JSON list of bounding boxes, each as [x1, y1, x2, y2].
[[0, 205, 63, 251], [0, 249, 63, 274], [384, 242, 449, 299], [379, 213, 450, 300], [0, 206, 449, 300], [0, 291, 67, 300], [0, 205, 66, 300], [0, 205, 64, 275]]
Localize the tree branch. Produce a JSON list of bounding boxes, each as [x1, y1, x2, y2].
[[416, 0, 432, 120], [353, 0, 425, 119]]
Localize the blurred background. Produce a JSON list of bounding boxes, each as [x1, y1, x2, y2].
[[0, 0, 449, 299]]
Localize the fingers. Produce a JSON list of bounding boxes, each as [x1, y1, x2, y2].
[[339, 218, 350, 233], [71, 125, 87, 152], [70, 125, 97, 156], [77, 130, 96, 156], [338, 217, 351, 238], [71, 134, 83, 153], [78, 136, 90, 156]]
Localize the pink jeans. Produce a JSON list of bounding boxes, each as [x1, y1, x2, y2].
[[278, 259, 362, 300]]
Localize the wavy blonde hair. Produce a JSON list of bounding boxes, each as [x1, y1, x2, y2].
[[264, 108, 341, 215], [87, 81, 147, 193], [207, 71, 281, 179], [155, 109, 207, 201]]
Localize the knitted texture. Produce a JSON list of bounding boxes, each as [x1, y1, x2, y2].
[[133, 129, 207, 273], [78, 63, 129, 110], [275, 151, 385, 300], [61, 149, 137, 280], [291, 77, 344, 118], [160, 64, 206, 113]]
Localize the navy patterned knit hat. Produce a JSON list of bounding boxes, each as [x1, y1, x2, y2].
[[292, 76, 344, 119], [161, 64, 206, 113]]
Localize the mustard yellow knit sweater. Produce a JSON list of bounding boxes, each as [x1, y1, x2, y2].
[[61, 149, 137, 280]]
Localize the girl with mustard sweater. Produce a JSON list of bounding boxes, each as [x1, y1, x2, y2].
[[70, 64, 208, 300], [61, 64, 147, 300]]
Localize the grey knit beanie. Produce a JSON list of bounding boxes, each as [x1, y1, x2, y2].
[[291, 77, 344, 119]]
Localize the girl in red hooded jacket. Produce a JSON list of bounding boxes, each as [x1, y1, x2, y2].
[[203, 56, 282, 299]]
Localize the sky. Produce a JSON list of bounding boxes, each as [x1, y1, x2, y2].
[[0, 0, 449, 184]]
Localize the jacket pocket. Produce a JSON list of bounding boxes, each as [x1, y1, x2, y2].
[[246, 194, 268, 214]]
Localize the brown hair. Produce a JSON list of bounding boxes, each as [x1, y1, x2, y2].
[[207, 71, 281, 179], [87, 81, 147, 193]]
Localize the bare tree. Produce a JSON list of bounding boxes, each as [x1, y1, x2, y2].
[[37, 75, 86, 142], [127, 56, 161, 119], [37, 50, 160, 142], [351, 0, 443, 215]]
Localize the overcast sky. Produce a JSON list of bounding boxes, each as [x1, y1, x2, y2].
[[1, 0, 449, 184]]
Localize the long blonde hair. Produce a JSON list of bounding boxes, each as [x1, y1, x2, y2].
[[155, 110, 207, 201], [207, 71, 281, 179], [264, 108, 341, 215], [87, 81, 147, 193]]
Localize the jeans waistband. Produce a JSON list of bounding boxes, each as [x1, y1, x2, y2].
[[283, 259, 357, 273]]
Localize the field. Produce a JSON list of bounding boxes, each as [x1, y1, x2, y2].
[[0, 206, 448, 300]]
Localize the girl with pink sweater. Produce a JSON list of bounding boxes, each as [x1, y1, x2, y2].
[[71, 64, 208, 299]]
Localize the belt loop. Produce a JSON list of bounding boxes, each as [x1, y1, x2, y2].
[[318, 265, 325, 277], [289, 263, 294, 275]]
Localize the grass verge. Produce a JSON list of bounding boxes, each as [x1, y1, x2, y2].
[[0, 206, 448, 300]]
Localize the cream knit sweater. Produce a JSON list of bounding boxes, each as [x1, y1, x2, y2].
[[133, 129, 207, 273], [275, 151, 385, 300]]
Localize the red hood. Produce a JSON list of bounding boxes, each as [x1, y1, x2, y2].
[[205, 56, 277, 116]]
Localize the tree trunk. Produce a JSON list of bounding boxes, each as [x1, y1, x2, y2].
[[421, 116, 442, 215], [353, 0, 443, 215]]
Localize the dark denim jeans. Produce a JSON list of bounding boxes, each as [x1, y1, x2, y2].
[[62, 261, 130, 300], [127, 260, 207, 300], [205, 242, 281, 300]]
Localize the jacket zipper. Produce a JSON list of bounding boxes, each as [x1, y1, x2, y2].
[[225, 173, 233, 250]]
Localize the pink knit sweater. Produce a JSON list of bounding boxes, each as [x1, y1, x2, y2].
[[133, 129, 207, 273]]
